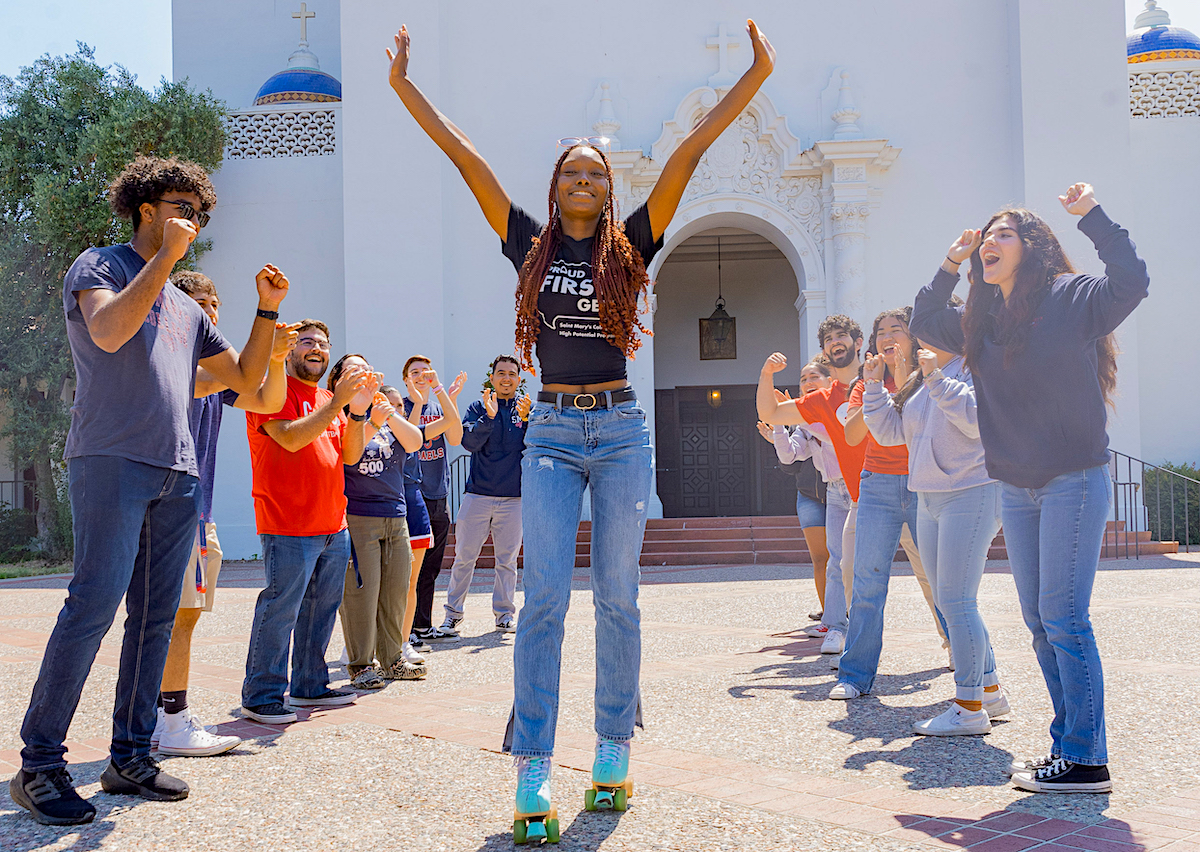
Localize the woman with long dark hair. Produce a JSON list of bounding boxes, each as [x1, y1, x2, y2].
[[909, 183, 1149, 792], [386, 21, 774, 835]]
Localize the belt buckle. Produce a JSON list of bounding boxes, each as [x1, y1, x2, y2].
[[572, 392, 598, 411]]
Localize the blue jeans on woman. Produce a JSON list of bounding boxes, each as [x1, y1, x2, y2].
[[242, 530, 351, 709], [838, 470, 947, 694], [918, 483, 1002, 702], [21, 456, 199, 770], [508, 397, 654, 757], [1001, 465, 1110, 766]]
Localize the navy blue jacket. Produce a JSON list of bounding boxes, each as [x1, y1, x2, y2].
[[909, 206, 1148, 489], [460, 397, 527, 497]]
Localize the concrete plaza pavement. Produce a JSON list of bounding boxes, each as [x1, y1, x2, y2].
[[1, 552, 1199, 851]]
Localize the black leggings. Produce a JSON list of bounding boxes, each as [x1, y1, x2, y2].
[[413, 497, 450, 630]]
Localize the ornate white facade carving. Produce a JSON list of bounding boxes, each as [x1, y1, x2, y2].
[[1129, 69, 1200, 117], [225, 106, 338, 159]]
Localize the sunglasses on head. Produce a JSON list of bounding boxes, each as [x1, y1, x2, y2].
[[157, 198, 210, 228], [557, 136, 611, 152]]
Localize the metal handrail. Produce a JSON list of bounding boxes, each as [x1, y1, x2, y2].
[[448, 454, 470, 523], [1109, 449, 1198, 558]]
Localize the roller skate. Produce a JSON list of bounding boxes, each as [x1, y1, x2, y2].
[[513, 756, 559, 844], [585, 737, 632, 812]]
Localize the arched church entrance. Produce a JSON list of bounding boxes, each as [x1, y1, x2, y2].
[[651, 223, 806, 518]]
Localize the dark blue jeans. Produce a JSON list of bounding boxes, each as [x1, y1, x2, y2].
[[21, 456, 199, 770], [241, 530, 351, 708]]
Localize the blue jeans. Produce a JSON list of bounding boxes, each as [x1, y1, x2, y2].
[[918, 483, 1002, 701], [509, 398, 653, 757], [1001, 465, 1110, 765], [21, 456, 199, 770], [821, 479, 853, 632], [242, 530, 351, 708], [795, 490, 826, 528], [839, 471, 943, 694]]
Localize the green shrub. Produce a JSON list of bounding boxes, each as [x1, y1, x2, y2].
[[1143, 461, 1200, 546], [0, 507, 37, 562]]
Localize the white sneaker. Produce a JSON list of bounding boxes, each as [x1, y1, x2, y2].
[[830, 653, 842, 670], [804, 624, 829, 639], [402, 642, 426, 665], [151, 707, 166, 748], [439, 615, 464, 637], [495, 615, 516, 633], [820, 629, 845, 654], [829, 682, 861, 700], [913, 703, 992, 736], [158, 709, 242, 756], [983, 689, 1011, 718]]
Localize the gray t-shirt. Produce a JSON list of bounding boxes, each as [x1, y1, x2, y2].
[[62, 244, 231, 475]]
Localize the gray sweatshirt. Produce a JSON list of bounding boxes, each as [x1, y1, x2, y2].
[[860, 356, 993, 493]]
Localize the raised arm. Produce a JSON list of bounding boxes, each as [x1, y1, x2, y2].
[[645, 20, 775, 239], [262, 365, 369, 454], [757, 352, 808, 426], [387, 26, 511, 240], [196, 265, 290, 397]]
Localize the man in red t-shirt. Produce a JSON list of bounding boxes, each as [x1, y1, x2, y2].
[[240, 319, 375, 725], [757, 315, 863, 652]]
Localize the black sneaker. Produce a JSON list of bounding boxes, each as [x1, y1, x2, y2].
[[9, 767, 96, 825], [100, 755, 189, 801], [241, 702, 298, 724], [409, 632, 431, 653], [288, 689, 356, 707], [1005, 753, 1056, 777], [1011, 757, 1112, 793]]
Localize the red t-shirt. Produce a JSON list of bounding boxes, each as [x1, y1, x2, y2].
[[246, 376, 348, 536], [849, 378, 910, 476], [794, 380, 867, 502]]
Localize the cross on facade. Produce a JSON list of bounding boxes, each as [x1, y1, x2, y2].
[[706, 24, 741, 88], [292, 2, 315, 44]]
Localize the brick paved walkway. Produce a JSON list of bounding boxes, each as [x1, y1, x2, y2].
[[1, 554, 1198, 850]]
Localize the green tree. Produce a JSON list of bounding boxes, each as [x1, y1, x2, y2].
[[0, 44, 226, 557]]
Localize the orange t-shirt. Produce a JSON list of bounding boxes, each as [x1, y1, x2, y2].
[[848, 378, 910, 476], [246, 376, 348, 536], [794, 380, 867, 502]]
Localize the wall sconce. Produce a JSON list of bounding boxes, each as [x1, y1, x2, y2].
[[707, 388, 723, 409]]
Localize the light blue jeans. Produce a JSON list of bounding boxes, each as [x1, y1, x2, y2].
[[839, 470, 948, 694], [1001, 465, 1110, 766], [242, 530, 351, 708], [821, 479, 852, 633], [508, 398, 653, 757], [918, 483, 1002, 702]]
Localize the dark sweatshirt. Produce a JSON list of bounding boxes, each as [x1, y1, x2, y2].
[[908, 205, 1148, 489], [460, 396, 527, 497]]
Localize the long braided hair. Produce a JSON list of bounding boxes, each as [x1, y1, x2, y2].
[[962, 208, 1118, 407], [513, 145, 652, 374]]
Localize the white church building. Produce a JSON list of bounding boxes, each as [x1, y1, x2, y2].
[[167, 0, 1200, 559]]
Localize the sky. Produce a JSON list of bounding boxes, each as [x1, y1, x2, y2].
[[1, 1, 1198, 88]]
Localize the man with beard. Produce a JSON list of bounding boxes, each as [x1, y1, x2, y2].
[[241, 320, 376, 724], [756, 315, 866, 654], [438, 356, 531, 636]]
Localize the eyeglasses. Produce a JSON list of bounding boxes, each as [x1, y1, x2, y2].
[[297, 337, 330, 351], [557, 136, 611, 152], [156, 198, 210, 228]]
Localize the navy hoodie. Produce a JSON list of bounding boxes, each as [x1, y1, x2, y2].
[[460, 397, 527, 497], [908, 205, 1148, 489]]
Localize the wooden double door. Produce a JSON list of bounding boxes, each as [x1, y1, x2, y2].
[[655, 385, 797, 518]]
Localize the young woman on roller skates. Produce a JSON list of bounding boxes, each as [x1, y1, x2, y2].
[[385, 19, 774, 840]]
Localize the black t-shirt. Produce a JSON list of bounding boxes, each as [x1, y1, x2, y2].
[[501, 203, 662, 385]]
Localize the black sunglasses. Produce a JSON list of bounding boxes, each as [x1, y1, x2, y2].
[[157, 198, 210, 228]]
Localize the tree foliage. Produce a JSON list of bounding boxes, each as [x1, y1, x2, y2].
[[0, 44, 227, 555]]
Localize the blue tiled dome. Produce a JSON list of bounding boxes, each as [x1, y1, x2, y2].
[[1128, 26, 1200, 63], [254, 68, 342, 106]]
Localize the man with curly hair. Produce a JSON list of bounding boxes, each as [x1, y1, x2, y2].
[[11, 156, 287, 826]]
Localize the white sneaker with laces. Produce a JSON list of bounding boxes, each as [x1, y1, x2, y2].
[[402, 642, 426, 665], [158, 709, 242, 756], [495, 615, 516, 633], [439, 615, 464, 637], [829, 682, 861, 700], [913, 703, 992, 736], [820, 629, 845, 654], [804, 624, 829, 638]]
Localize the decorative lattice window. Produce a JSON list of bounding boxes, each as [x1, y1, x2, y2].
[[224, 108, 338, 159], [1129, 70, 1200, 118]]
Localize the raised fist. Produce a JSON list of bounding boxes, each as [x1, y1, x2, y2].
[[255, 264, 290, 309], [947, 229, 981, 265], [918, 349, 939, 378], [862, 352, 886, 382], [1059, 182, 1098, 217], [158, 217, 198, 265], [762, 352, 787, 374]]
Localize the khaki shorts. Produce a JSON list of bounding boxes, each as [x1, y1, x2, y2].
[[178, 521, 222, 611]]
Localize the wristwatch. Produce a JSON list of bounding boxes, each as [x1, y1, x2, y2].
[[256, 308, 279, 321]]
